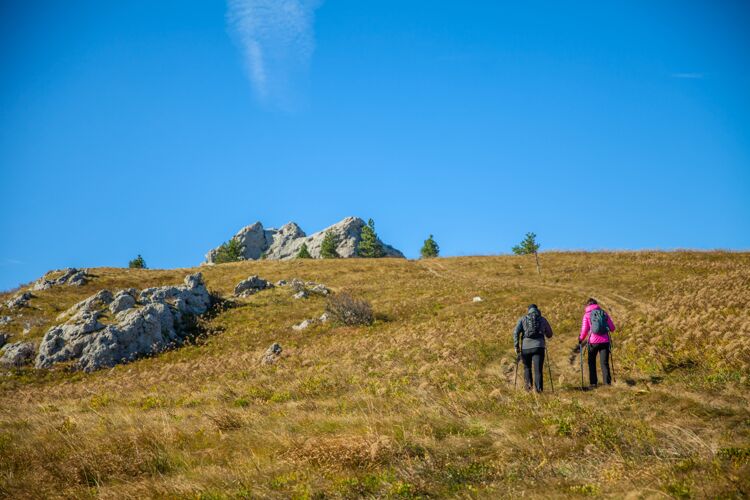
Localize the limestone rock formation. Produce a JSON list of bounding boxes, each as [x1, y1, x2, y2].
[[0, 342, 35, 367], [109, 289, 137, 314], [33, 268, 88, 290], [36, 273, 211, 372], [204, 217, 404, 263], [234, 276, 274, 297], [6, 292, 33, 309]]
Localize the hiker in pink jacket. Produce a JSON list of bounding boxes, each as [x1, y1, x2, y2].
[[579, 298, 616, 386]]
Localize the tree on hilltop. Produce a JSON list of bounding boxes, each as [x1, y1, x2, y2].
[[214, 238, 244, 264], [321, 231, 340, 259], [297, 242, 312, 259], [128, 254, 147, 269], [357, 218, 385, 258], [420, 235, 439, 258], [512, 232, 541, 274]]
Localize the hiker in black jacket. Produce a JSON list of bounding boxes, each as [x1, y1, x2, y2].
[[513, 304, 554, 392]]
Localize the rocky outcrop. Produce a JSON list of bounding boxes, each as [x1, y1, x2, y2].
[[282, 279, 330, 298], [260, 343, 282, 364], [109, 289, 137, 314], [6, 292, 33, 309], [57, 289, 114, 321], [36, 273, 211, 372], [0, 342, 35, 367], [33, 268, 88, 290], [292, 313, 329, 331], [204, 217, 404, 263], [234, 276, 274, 297]]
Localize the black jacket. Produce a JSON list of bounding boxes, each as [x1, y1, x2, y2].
[[513, 307, 554, 352]]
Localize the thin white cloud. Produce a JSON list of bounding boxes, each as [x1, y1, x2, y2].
[[671, 72, 705, 79], [227, 0, 321, 106]]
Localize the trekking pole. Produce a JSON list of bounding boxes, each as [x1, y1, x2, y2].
[[609, 336, 616, 383], [579, 342, 584, 390], [546, 346, 555, 393], [514, 353, 519, 389]]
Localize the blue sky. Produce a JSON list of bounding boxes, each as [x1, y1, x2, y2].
[[1, 0, 749, 289]]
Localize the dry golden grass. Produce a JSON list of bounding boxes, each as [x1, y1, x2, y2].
[[0, 252, 748, 498]]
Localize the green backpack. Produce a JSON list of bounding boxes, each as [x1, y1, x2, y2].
[[590, 309, 610, 335]]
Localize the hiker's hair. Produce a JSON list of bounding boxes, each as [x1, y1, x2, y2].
[[586, 298, 598, 305], [528, 303, 538, 310]]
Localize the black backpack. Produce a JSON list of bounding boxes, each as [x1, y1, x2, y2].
[[590, 308, 610, 335], [523, 310, 544, 339]]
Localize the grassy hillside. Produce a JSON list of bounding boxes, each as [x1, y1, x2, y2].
[[1, 252, 748, 498]]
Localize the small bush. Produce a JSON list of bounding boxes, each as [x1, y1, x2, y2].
[[325, 292, 374, 326], [128, 254, 147, 269], [213, 238, 244, 264], [297, 242, 312, 259]]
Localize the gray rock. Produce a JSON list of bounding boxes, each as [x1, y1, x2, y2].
[[260, 343, 282, 364], [67, 270, 88, 286], [275, 279, 288, 287], [33, 280, 55, 291], [32, 268, 89, 290], [310, 284, 330, 296], [58, 289, 114, 320], [0, 342, 35, 367], [292, 319, 315, 331], [234, 275, 273, 297], [109, 290, 137, 314], [204, 217, 404, 263], [0, 316, 11, 326], [7, 292, 33, 309], [36, 273, 211, 372], [319, 312, 329, 323], [293, 290, 308, 300]]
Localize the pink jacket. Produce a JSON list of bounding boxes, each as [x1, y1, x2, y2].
[[579, 304, 616, 344]]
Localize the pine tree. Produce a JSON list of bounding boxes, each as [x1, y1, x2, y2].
[[512, 232, 541, 274], [128, 254, 147, 269], [297, 242, 312, 259], [420, 235, 439, 258], [214, 238, 244, 264], [320, 231, 340, 259], [357, 218, 384, 258]]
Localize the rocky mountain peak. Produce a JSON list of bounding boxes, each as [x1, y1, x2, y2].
[[204, 217, 403, 263]]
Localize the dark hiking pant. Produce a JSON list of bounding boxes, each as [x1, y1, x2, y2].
[[588, 342, 611, 386], [521, 347, 545, 392]]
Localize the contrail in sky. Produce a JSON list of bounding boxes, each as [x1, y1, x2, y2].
[[227, 0, 322, 106]]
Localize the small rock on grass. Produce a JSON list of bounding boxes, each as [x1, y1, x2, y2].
[[261, 343, 282, 364], [0, 341, 35, 367]]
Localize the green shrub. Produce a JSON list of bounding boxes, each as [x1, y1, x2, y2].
[[420, 234, 439, 258], [321, 230, 340, 259], [357, 218, 384, 257], [128, 254, 147, 269], [297, 242, 312, 259], [214, 238, 244, 264]]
